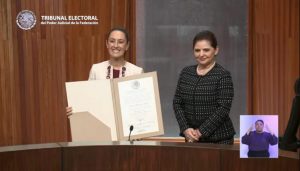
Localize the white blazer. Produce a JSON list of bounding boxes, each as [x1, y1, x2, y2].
[[88, 60, 144, 80]]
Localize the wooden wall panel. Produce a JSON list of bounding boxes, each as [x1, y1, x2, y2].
[[0, 0, 136, 146], [248, 0, 299, 135], [111, 0, 136, 63]]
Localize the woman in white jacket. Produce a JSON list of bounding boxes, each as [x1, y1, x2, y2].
[[66, 27, 143, 114], [89, 27, 143, 80]]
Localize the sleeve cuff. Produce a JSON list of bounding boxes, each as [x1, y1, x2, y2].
[[198, 126, 210, 137]]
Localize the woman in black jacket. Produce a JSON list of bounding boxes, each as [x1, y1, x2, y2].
[[173, 30, 236, 144]]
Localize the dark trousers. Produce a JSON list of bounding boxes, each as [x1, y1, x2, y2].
[[248, 150, 270, 157]]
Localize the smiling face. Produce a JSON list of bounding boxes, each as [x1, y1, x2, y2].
[[106, 30, 129, 59], [193, 40, 218, 68]]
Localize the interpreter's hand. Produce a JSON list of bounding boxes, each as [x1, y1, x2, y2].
[[184, 128, 199, 142], [247, 125, 253, 135], [66, 107, 73, 116], [265, 124, 274, 135]]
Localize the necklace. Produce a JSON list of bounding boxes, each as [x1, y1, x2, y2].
[[197, 62, 216, 76], [106, 65, 126, 79]]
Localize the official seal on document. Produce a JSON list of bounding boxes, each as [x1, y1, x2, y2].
[[16, 10, 36, 30], [131, 81, 140, 89]]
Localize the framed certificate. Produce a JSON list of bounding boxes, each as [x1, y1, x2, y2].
[[113, 72, 164, 140]]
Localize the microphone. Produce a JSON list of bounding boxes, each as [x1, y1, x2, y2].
[[128, 125, 134, 141]]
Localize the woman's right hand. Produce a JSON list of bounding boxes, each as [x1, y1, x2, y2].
[[184, 128, 199, 142], [66, 107, 73, 116]]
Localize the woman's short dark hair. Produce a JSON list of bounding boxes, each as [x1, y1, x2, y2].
[[193, 30, 218, 49], [107, 27, 130, 43]]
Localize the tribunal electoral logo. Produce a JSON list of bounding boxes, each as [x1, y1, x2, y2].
[[16, 10, 36, 30]]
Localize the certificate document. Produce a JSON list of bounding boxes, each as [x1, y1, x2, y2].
[[66, 72, 164, 141], [113, 72, 164, 140]]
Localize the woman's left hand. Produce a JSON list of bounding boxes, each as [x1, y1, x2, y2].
[[195, 129, 202, 139]]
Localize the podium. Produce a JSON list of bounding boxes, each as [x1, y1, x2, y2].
[[0, 142, 299, 171], [68, 112, 111, 141]]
